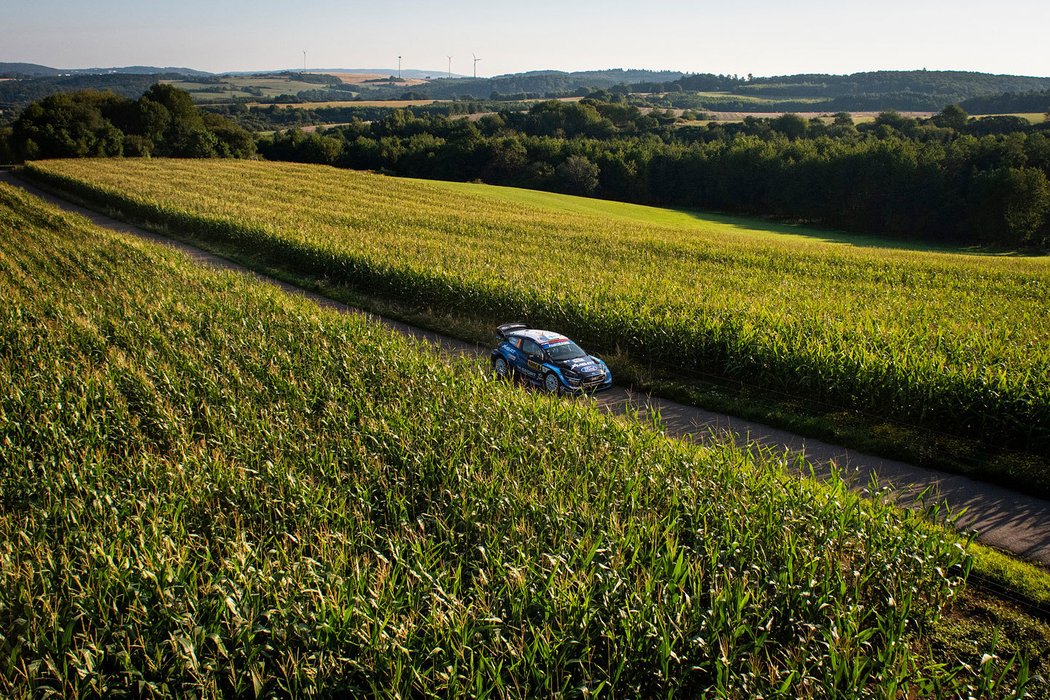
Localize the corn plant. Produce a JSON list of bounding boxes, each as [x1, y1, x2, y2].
[[0, 182, 1028, 696], [22, 159, 1049, 470]]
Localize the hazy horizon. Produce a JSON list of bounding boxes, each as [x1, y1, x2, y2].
[[4, 0, 1049, 79], [7, 62, 1050, 81]]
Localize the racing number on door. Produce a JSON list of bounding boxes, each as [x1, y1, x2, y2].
[[522, 339, 543, 377]]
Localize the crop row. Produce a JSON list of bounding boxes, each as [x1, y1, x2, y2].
[[23, 159, 1049, 465], [0, 182, 1021, 695]]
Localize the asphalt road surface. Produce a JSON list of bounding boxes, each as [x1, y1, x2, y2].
[[6, 171, 1049, 567]]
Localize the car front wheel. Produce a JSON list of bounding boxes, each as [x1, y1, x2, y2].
[[543, 372, 562, 394], [493, 356, 510, 380]]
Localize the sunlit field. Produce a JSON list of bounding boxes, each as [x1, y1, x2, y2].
[[3, 177, 1028, 696], [25, 159, 1050, 490]]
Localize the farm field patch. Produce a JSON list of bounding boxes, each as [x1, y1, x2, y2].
[[163, 76, 342, 103], [0, 181, 1016, 695], [252, 98, 440, 109], [990, 112, 1049, 123], [313, 71, 430, 86], [24, 159, 1050, 494]]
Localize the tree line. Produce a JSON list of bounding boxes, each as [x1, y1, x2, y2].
[[960, 90, 1050, 115], [206, 100, 523, 132], [259, 100, 1050, 248], [3, 85, 1048, 247], [2, 84, 255, 161]]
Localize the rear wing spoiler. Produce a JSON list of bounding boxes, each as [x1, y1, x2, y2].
[[496, 322, 528, 340]]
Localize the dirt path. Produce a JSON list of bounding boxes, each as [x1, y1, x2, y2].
[[6, 171, 1050, 567]]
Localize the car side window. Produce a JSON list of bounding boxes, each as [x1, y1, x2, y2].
[[521, 339, 541, 357]]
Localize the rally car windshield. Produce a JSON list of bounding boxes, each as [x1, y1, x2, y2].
[[545, 341, 588, 361]]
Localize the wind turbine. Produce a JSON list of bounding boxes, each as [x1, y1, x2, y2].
[[473, 53, 481, 79], [398, 55, 402, 80], [447, 55, 453, 79], [303, 50, 307, 71]]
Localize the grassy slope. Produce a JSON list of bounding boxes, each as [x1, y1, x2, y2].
[[167, 76, 337, 103], [424, 178, 977, 252], [1, 182, 1039, 696]]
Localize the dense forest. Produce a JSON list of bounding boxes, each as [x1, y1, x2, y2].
[[259, 100, 1050, 247], [0, 73, 188, 121], [205, 100, 522, 131], [2, 85, 254, 161], [960, 89, 1050, 115]]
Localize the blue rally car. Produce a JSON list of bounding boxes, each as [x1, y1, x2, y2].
[[491, 323, 613, 394]]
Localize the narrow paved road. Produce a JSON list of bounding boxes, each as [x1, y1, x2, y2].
[[6, 171, 1050, 567]]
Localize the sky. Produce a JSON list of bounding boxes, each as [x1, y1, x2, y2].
[[4, 0, 1049, 78]]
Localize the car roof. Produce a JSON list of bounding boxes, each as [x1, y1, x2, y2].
[[510, 328, 573, 346]]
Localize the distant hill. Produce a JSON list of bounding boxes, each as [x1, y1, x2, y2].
[[736, 71, 1050, 107], [0, 62, 210, 78], [222, 68, 456, 79], [0, 63, 62, 78], [3, 64, 1050, 120], [611, 70, 1050, 113], [0, 73, 191, 118], [313, 69, 456, 80], [413, 69, 686, 99], [363, 68, 1050, 108], [80, 65, 212, 77]]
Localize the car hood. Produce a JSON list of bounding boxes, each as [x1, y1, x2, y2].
[[555, 356, 605, 376]]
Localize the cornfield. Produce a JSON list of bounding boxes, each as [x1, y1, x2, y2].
[[0, 182, 1022, 695], [23, 159, 1049, 466]]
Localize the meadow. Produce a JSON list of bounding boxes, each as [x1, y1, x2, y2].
[[164, 76, 341, 104], [3, 181, 1027, 695], [256, 99, 441, 109], [23, 159, 1050, 492]]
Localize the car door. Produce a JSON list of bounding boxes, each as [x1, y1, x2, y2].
[[520, 338, 545, 379], [505, 336, 528, 374]]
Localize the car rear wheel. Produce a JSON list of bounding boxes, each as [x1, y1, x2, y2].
[[544, 372, 562, 394], [493, 356, 510, 380]]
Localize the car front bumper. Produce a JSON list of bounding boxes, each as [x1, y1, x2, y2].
[[564, 373, 613, 393]]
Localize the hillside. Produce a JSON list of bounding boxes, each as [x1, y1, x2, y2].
[[0, 62, 209, 78], [4, 65, 1049, 116], [415, 68, 685, 99], [0, 62, 63, 78], [740, 70, 1050, 100], [961, 89, 1050, 114], [392, 69, 1050, 109], [0, 72, 194, 118]]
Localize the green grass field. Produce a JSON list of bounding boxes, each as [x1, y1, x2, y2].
[[4, 181, 1031, 695], [989, 113, 1049, 124], [164, 76, 348, 104], [23, 159, 1050, 495], [426, 180, 972, 251], [680, 92, 828, 106]]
